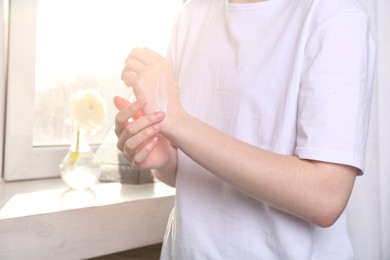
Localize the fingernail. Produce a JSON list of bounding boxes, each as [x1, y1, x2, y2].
[[152, 124, 161, 131], [155, 111, 166, 120], [146, 137, 158, 150], [147, 124, 160, 135]]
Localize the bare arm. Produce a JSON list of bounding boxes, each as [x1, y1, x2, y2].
[[121, 48, 357, 227], [162, 109, 356, 227]]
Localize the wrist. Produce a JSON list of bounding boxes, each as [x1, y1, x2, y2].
[[161, 104, 188, 140]]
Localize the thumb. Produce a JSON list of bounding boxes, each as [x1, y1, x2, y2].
[[113, 96, 144, 120], [113, 96, 131, 110]]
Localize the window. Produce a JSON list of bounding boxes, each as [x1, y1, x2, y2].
[[2, 0, 183, 181]]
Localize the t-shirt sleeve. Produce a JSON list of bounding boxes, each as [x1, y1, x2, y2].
[[296, 11, 375, 174]]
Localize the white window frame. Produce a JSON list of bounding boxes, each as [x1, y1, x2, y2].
[[3, 0, 65, 181]]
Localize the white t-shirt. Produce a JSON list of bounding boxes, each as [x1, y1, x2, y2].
[[161, 0, 375, 259]]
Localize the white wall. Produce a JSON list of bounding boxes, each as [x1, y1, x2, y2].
[[0, 0, 7, 179], [347, 0, 390, 259]]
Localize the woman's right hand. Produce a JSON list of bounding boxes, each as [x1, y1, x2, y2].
[[114, 96, 172, 171]]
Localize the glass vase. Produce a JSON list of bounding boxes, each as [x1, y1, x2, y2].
[[59, 124, 101, 190]]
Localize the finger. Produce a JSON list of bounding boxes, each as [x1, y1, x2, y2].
[[115, 99, 145, 124], [113, 96, 130, 110], [124, 47, 142, 63], [142, 47, 164, 61], [132, 136, 159, 168], [114, 96, 144, 120], [114, 100, 146, 137], [125, 48, 153, 65], [122, 71, 139, 88], [119, 122, 160, 154], [116, 111, 165, 151], [126, 47, 163, 67], [113, 95, 144, 120], [121, 58, 145, 81]]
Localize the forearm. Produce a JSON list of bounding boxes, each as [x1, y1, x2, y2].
[[120, 47, 358, 227], [162, 111, 356, 227]]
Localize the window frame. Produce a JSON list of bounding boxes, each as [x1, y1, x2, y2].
[[3, 0, 66, 181], [2, 0, 183, 181]]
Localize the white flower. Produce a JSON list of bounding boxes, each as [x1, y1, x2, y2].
[[68, 89, 106, 131]]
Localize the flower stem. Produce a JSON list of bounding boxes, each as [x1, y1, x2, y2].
[[70, 129, 80, 164]]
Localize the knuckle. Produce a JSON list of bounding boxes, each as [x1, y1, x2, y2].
[[114, 128, 121, 138], [122, 150, 131, 162], [116, 141, 123, 151], [132, 157, 140, 166], [132, 157, 145, 171], [114, 123, 121, 137], [126, 73, 139, 87], [150, 59, 163, 72], [134, 75, 145, 87], [144, 115, 155, 125], [115, 113, 124, 124], [124, 139, 137, 151], [131, 47, 141, 56], [124, 123, 137, 136]]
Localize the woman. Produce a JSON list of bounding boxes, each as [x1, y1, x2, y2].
[[115, 0, 375, 258]]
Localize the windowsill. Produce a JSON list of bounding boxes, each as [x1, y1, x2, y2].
[[0, 178, 175, 259]]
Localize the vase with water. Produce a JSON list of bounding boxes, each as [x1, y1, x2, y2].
[[60, 123, 101, 190]]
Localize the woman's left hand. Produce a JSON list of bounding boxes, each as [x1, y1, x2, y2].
[[121, 48, 181, 119]]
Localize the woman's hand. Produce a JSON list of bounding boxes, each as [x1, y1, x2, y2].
[[114, 96, 172, 171], [121, 48, 182, 123]]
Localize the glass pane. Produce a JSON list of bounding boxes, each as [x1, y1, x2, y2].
[[33, 0, 182, 146]]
